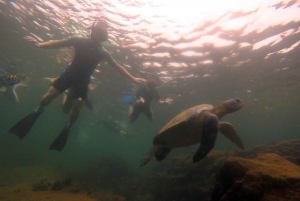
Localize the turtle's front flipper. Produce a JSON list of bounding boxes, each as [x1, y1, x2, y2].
[[219, 122, 244, 150], [140, 147, 155, 166], [193, 114, 218, 163]]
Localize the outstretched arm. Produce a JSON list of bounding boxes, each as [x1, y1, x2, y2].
[[24, 36, 63, 48], [24, 36, 78, 48], [104, 50, 146, 84]]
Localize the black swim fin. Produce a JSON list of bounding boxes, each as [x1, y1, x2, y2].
[[49, 124, 70, 152], [9, 111, 43, 139]]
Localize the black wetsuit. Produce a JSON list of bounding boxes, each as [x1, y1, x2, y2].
[[130, 86, 159, 123], [52, 36, 118, 99]]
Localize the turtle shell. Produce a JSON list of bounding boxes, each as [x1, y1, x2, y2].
[[159, 104, 213, 134], [153, 104, 214, 148]]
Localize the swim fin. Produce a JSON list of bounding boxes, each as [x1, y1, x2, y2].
[[9, 111, 43, 139], [49, 124, 70, 151]]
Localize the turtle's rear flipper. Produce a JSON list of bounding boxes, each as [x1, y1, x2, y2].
[[193, 114, 218, 163], [49, 124, 70, 152], [219, 122, 244, 150], [140, 147, 155, 166]]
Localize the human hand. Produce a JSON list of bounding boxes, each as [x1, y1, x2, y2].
[[164, 98, 173, 104], [137, 97, 145, 104], [133, 77, 146, 84], [24, 36, 40, 47]]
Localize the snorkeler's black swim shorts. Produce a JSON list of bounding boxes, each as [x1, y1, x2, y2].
[[52, 71, 89, 99]]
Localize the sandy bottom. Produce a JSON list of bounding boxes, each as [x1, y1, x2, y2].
[[0, 184, 96, 201], [0, 166, 97, 201]]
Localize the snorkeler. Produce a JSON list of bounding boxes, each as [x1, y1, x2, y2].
[[9, 21, 146, 151], [129, 80, 173, 123]]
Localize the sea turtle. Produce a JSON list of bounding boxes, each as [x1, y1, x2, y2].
[[140, 98, 244, 166]]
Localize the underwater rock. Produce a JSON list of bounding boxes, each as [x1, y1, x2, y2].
[[31, 177, 73, 191], [210, 153, 300, 201], [69, 139, 300, 201], [32, 179, 51, 191], [148, 139, 300, 201], [51, 177, 73, 191], [234, 139, 300, 165], [148, 151, 230, 201]]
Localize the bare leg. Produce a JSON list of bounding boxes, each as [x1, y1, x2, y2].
[[9, 86, 60, 139], [123, 103, 135, 135], [35, 86, 61, 113], [128, 103, 133, 117], [66, 98, 84, 129], [62, 91, 68, 107], [62, 90, 73, 114]]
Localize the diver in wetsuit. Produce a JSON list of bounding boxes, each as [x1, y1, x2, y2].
[[129, 80, 173, 123], [9, 21, 145, 151]]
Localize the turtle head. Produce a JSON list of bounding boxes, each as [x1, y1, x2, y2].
[[224, 98, 243, 112], [215, 98, 243, 118]]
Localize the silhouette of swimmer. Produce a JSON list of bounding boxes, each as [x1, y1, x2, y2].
[[94, 116, 121, 134]]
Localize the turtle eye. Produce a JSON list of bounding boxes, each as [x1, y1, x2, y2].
[[234, 99, 243, 107], [226, 99, 243, 113]]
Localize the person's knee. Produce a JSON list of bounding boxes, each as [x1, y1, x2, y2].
[[62, 98, 73, 114], [72, 98, 84, 112], [42, 92, 55, 103], [43, 87, 60, 101]]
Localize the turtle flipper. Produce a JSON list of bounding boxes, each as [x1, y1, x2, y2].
[[140, 147, 155, 166], [219, 122, 244, 150], [193, 114, 218, 163]]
